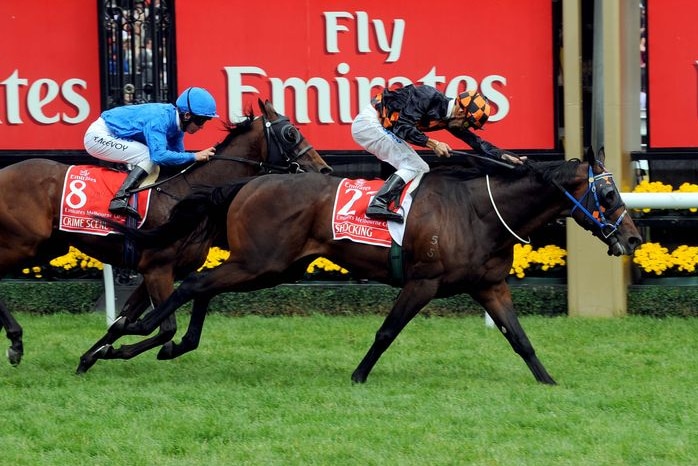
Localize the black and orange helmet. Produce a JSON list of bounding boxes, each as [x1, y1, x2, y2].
[[457, 90, 490, 129]]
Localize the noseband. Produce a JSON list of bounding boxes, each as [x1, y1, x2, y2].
[[263, 114, 314, 173], [562, 164, 628, 239]]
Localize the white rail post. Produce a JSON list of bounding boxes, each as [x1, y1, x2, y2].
[[102, 264, 116, 326]]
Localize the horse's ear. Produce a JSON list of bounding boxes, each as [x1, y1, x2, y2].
[[597, 146, 606, 165], [257, 98, 266, 113], [584, 146, 597, 166]]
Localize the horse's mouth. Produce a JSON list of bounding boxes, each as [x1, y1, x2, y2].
[[606, 235, 642, 256], [607, 242, 625, 256]]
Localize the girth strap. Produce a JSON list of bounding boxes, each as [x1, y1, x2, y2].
[[389, 241, 404, 286]]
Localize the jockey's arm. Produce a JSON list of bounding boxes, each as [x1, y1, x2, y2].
[[452, 129, 525, 165]]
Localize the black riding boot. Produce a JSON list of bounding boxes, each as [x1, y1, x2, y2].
[[366, 173, 406, 223], [109, 166, 148, 219]]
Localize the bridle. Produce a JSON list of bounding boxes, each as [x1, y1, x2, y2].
[[557, 162, 628, 239], [208, 113, 313, 174], [262, 114, 314, 173], [487, 159, 628, 243]]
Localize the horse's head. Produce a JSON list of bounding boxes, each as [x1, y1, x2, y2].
[[566, 147, 642, 256], [258, 99, 333, 174]]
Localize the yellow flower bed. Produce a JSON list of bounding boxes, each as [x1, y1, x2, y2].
[[510, 244, 567, 279], [197, 247, 230, 271], [195, 249, 350, 276], [24, 241, 698, 281], [21, 246, 104, 279], [305, 257, 350, 276], [19, 246, 350, 279], [633, 242, 698, 276], [21, 245, 566, 280]]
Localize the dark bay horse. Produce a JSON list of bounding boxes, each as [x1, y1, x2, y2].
[[79, 148, 642, 384], [0, 99, 332, 367]]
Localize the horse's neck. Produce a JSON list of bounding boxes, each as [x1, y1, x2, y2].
[[473, 174, 566, 240], [181, 159, 257, 186]]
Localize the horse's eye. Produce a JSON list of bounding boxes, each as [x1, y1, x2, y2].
[[282, 126, 301, 144], [604, 189, 617, 205]]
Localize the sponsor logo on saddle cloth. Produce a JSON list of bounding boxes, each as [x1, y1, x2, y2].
[[332, 174, 423, 247], [59, 166, 151, 236]]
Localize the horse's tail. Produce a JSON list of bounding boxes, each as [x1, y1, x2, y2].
[[99, 178, 254, 249]]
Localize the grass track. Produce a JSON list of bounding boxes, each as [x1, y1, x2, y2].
[[1, 313, 697, 465]]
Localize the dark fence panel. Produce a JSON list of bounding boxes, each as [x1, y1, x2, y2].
[[98, 0, 176, 109]]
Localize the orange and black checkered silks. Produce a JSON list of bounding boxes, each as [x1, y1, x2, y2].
[[371, 93, 400, 129], [457, 90, 491, 129], [371, 92, 448, 131]]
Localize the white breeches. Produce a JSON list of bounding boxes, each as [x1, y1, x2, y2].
[[351, 104, 429, 183], [83, 118, 155, 173]]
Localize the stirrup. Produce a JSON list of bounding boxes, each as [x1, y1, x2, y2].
[[109, 198, 141, 219], [366, 204, 404, 223]]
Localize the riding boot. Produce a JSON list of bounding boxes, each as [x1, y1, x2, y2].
[[109, 166, 148, 219], [366, 173, 406, 223]]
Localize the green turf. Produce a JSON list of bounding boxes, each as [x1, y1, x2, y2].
[[1, 313, 697, 465]]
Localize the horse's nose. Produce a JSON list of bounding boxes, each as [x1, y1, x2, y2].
[[321, 166, 333, 175], [628, 234, 643, 253]]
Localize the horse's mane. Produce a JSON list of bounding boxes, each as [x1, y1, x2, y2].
[[429, 158, 583, 186], [526, 158, 582, 185], [214, 110, 257, 150]]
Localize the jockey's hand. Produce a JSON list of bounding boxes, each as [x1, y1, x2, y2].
[[428, 140, 452, 158], [195, 146, 216, 162], [501, 151, 526, 165]]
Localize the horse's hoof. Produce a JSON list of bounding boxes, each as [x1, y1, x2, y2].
[[75, 358, 94, 375], [350, 372, 367, 384], [75, 344, 112, 375], [7, 347, 22, 367], [156, 341, 175, 360]]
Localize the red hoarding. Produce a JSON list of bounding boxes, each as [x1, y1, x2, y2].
[[647, 0, 698, 148], [175, 0, 555, 151], [0, 2, 100, 150]]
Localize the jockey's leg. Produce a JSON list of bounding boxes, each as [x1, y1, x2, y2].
[[366, 173, 406, 223], [108, 165, 148, 219]]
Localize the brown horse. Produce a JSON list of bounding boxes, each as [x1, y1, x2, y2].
[[78, 148, 642, 384], [0, 99, 332, 367]]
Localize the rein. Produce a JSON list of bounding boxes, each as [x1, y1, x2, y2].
[[449, 149, 529, 243], [125, 113, 310, 195], [485, 174, 531, 244]]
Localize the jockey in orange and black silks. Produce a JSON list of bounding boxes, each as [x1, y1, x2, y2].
[[351, 83, 524, 223]]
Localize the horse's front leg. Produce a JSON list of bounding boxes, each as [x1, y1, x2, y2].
[[157, 297, 212, 360], [352, 279, 439, 383], [0, 300, 23, 366], [473, 282, 556, 385]]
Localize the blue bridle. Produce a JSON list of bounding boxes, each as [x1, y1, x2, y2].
[[564, 164, 628, 239]]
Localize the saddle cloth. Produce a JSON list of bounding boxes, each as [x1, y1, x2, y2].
[[331, 174, 423, 247], [59, 165, 152, 236]]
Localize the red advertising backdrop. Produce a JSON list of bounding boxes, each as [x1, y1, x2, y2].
[[647, 0, 698, 148], [0, 2, 100, 150], [176, 0, 555, 151]]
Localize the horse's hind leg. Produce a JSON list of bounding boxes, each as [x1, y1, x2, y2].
[[76, 281, 177, 373], [474, 282, 556, 385], [0, 300, 23, 366], [352, 279, 438, 383]]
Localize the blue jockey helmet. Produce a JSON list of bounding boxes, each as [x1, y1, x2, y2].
[[176, 87, 219, 118]]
